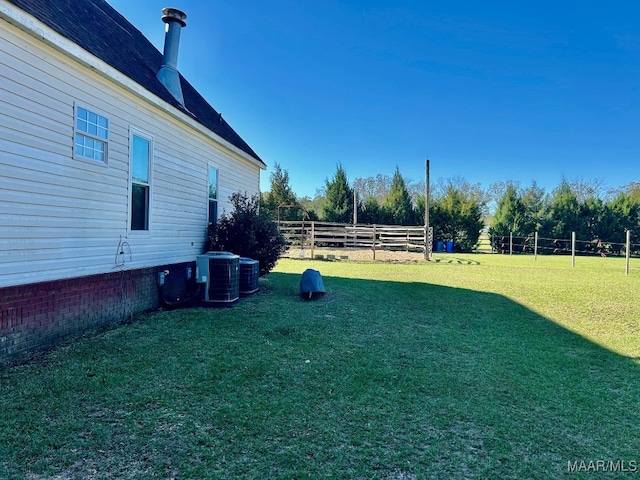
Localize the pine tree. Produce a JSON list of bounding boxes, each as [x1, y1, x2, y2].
[[359, 196, 381, 224], [260, 163, 298, 221], [322, 164, 353, 223], [381, 167, 415, 225], [541, 179, 585, 240], [431, 178, 484, 252], [489, 184, 526, 252]]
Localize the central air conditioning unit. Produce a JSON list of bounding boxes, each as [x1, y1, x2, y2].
[[239, 257, 259, 295], [196, 252, 239, 303]]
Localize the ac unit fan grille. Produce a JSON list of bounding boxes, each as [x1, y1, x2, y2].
[[239, 258, 259, 295]]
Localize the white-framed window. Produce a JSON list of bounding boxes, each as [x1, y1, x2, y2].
[[208, 166, 218, 227], [74, 104, 108, 163], [129, 129, 153, 232]]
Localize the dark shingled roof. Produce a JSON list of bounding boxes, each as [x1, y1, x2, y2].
[[6, 0, 265, 166]]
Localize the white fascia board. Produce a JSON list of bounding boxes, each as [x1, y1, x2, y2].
[[0, 0, 265, 171]]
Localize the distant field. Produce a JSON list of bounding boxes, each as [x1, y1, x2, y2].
[[1, 254, 639, 479]]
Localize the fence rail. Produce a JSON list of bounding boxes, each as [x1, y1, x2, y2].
[[495, 230, 638, 275], [280, 223, 637, 274], [278, 221, 430, 259]]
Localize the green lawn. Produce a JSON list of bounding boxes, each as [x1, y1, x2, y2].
[[1, 254, 639, 479]]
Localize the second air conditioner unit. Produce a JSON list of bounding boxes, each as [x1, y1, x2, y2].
[[239, 257, 259, 295]]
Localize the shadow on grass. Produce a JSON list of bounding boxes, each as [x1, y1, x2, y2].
[[1, 272, 639, 479], [258, 272, 640, 477], [432, 256, 481, 265]]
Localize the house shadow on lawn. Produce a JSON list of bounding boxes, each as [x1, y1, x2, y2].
[[2, 271, 639, 479], [261, 272, 640, 478]]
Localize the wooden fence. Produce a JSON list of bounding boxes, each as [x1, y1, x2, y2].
[[278, 221, 430, 259]]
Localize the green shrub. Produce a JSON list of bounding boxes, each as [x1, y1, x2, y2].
[[206, 192, 287, 275]]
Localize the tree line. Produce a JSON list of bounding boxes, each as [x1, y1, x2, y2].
[[260, 163, 640, 253], [490, 179, 640, 254]]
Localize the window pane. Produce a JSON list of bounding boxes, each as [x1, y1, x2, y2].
[[75, 107, 108, 163], [95, 143, 105, 161], [209, 199, 217, 226], [132, 135, 150, 184], [208, 167, 217, 200], [131, 183, 149, 230], [75, 133, 106, 161]]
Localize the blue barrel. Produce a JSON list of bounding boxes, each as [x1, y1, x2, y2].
[[436, 241, 444, 252], [445, 241, 454, 253]]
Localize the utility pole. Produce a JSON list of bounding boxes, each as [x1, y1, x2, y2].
[[424, 159, 431, 261], [353, 190, 357, 225]]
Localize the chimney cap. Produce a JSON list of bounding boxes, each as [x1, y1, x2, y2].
[[161, 7, 187, 27]]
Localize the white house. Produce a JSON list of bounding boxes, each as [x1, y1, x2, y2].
[[0, 0, 266, 362]]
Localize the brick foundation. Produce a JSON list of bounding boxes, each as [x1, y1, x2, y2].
[[0, 262, 196, 365]]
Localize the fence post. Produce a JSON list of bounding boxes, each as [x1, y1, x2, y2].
[[534, 231, 538, 261], [372, 225, 377, 260], [423, 225, 427, 259], [311, 221, 315, 260], [626, 230, 631, 276], [571, 232, 576, 267], [509, 232, 513, 255]]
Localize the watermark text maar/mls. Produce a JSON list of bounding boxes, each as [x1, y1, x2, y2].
[[567, 460, 637, 473]]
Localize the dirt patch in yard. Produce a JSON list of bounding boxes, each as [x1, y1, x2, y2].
[[282, 247, 428, 263]]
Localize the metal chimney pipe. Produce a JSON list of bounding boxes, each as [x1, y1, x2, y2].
[[161, 8, 186, 69], [157, 7, 187, 106]]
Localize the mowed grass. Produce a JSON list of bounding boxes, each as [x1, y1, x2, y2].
[[1, 254, 639, 479]]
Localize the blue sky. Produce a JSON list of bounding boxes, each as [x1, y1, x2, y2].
[[107, 0, 640, 199]]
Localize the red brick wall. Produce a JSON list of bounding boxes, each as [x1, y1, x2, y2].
[[0, 262, 194, 364]]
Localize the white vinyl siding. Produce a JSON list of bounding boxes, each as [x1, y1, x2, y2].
[[0, 17, 261, 288]]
